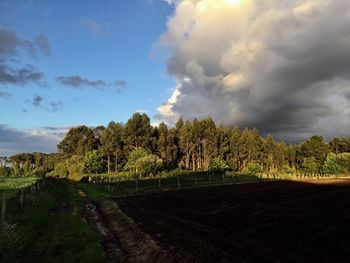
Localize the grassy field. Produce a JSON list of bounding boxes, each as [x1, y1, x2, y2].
[[0, 179, 106, 263], [0, 177, 39, 191]]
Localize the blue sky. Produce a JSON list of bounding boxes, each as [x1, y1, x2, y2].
[[0, 0, 174, 128], [0, 0, 177, 155]]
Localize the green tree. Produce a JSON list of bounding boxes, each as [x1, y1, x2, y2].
[[322, 153, 342, 174], [58, 126, 97, 156], [336, 153, 350, 173], [100, 121, 124, 173], [124, 113, 153, 153], [241, 162, 262, 176], [135, 154, 163, 176], [84, 150, 106, 174], [125, 147, 148, 173], [302, 157, 320, 174], [209, 157, 229, 172]]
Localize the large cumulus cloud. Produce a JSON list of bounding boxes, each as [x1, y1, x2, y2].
[[156, 0, 350, 140]]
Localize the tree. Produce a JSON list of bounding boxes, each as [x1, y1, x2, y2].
[[84, 150, 106, 174], [241, 162, 262, 176], [125, 147, 148, 173], [209, 157, 229, 172], [124, 113, 153, 153], [302, 157, 320, 174], [300, 135, 328, 165], [135, 154, 163, 176], [125, 147, 162, 176], [58, 126, 97, 156], [322, 153, 342, 174], [336, 153, 350, 173], [100, 122, 124, 173]]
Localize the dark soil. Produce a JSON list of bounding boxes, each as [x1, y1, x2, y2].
[[115, 179, 350, 263]]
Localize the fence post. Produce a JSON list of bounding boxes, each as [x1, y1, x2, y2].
[[158, 176, 162, 190], [135, 175, 139, 193], [20, 188, 24, 209], [177, 174, 181, 189], [222, 172, 225, 184], [1, 193, 7, 224]]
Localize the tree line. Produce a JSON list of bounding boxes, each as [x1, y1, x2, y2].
[[1, 113, 350, 178]]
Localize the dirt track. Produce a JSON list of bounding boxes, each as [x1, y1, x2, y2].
[[114, 179, 350, 262]]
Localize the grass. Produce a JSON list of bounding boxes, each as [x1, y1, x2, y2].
[[0, 177, 39, 191], [0, 178, 106, 263]]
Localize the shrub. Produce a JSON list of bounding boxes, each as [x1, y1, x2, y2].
[[209, 157, 229, 172], [241, 162, 262, 176], [322, 153, 342, 174]]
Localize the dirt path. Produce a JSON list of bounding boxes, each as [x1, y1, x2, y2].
[[77, 188, 188, 262], [77, 189, 126, 263]]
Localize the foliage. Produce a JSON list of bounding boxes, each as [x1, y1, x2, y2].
[[302, 157, 320, 174], [124, 147, 163, 176], [241, 162, 262, 176], [209, 157, 229, 172], [336, 153, 350, 173], [124, 147, 148, 172], [135, 154, 163, 176], [7, 113, 350, 177], [322, 153, 342, 174], [0, 166, 11, 177], [84, 150, 106, 174], [282, 164, 296, 174]]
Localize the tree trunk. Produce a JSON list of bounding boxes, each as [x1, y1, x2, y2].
[[107, 154, 111, 174], [115, 152, 118, 172]]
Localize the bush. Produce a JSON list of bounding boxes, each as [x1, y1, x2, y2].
[[84, 150, 107, 174], [209, 157, 229, 172], [241, 162, 262, 176], [0, 167, 11, 177], [302, 157, 320, 174], [322, 153, 342, 174], [282, 165, 296, 174]]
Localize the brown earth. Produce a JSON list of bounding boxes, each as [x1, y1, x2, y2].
[[114, 179, 350, 263]]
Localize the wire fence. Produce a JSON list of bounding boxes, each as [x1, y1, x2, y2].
[[0, 179, 44, 225], [80, 171, 350, 197]]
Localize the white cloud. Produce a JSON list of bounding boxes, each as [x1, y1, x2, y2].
[[156, 0, 350, 140]]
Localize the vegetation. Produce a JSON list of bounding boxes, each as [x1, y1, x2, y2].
[[1, 113, 350, 180], [0, 179, 106, 262]]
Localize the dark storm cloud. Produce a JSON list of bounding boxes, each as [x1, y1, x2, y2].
[[57, 75, 127, 92], [0, 124, 61, 156], [156, 0, 350, 140]]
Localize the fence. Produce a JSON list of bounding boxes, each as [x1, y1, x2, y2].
[[0, 179, 44, 224], [80, 172, 264, 197], [80, 171, 350, 197]]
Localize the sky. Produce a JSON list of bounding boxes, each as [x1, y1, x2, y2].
[[1, 0, 350, 156]]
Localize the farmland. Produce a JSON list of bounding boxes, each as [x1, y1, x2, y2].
[[110, 179, 350, 262]]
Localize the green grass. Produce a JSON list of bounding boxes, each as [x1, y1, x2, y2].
[[0, 178, 106, 263], [0, 177, 39, 191]]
